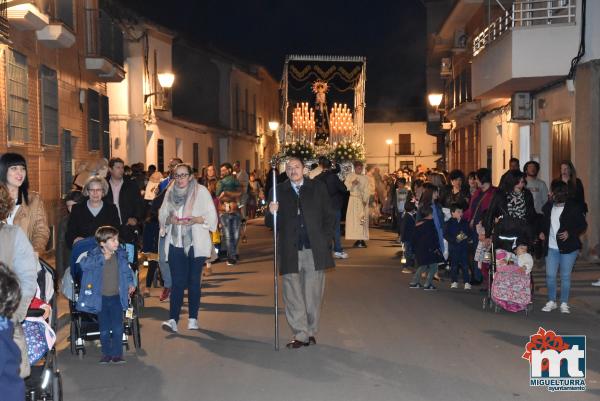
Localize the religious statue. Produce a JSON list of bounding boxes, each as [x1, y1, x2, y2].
[[312, 80, 330, 145]]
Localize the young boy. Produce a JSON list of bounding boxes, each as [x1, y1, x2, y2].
[[0, 263, 24, 401], [444, 203, 471, 290], [400, 199, 417, 273], [409, 205, 444, 290], [77, 226, 135, 365]]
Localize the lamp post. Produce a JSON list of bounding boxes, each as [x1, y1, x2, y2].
[[386, 139, 393, 173], [427, 93, 445, 170]]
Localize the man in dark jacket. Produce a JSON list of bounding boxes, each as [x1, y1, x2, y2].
[[266, 157, 335, 349], [103, 158, 144, 244], [315, 157, 349, 259]]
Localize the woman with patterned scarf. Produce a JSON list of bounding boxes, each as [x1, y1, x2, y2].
[[484, 170, 538, 251], [159, 164, 218, 333]]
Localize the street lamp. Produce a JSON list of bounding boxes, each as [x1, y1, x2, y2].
[[145, 72, 176, 108], [428, 93, 443, 108], [386, 139, 393, 173]]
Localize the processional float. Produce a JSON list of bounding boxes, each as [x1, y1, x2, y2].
[[271, 55, 367, 350]]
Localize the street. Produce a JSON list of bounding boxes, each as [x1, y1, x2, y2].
[[56, 220, 600, 401]]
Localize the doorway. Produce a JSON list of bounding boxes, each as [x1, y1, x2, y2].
[[552, 120, 571, 179]]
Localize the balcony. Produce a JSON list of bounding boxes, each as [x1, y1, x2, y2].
[[471, 0, 579, 98], [0, 0, 9, 43], [6, 0, 49, 31], [84, 7, 125, 82], [36, 0, 75, 48], [395, 143, 415, 156]]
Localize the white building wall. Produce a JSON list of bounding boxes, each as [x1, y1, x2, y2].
[[365, 122, 437, 173], [479, 108, 520, 185]]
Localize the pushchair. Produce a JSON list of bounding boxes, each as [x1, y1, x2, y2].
[[68, 237, 142, 358], [482, 235, 534, 315], [25, 258, 63, 401]]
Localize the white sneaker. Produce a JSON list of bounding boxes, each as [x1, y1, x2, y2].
[[541, 301, 557, 312], [559, 303, 570, 314], [162, 319, 178, 333], [334, 251, 349, 259], [188, 318, 199, 330], [464, 283, 472, 290], [450, 282, 458, 289], [591, 279, 600, 287]]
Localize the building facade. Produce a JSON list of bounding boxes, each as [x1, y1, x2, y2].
[[365, 122, 441, 173], [109, 20, 280, 177], [427, 0, 600, 258], [0, 0, 124, 252]]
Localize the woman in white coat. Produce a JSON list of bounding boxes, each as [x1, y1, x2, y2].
[[159, 164, 218, 333]]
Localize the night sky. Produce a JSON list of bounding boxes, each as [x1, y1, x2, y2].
[[124, 0, 427, 122]]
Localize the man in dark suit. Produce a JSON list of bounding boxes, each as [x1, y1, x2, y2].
[[266, 157, 335, 349], [103, 157, 144, 244]]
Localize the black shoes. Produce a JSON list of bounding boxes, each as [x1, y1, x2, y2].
[[353, 240, 367, 248], [286, 340, 309, 349], [308, 336, 316, 345]]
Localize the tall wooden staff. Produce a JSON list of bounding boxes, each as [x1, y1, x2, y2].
[[271, 161, 280, 351]]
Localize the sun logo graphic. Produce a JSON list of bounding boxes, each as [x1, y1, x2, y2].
[[522, 327, 586, 392]]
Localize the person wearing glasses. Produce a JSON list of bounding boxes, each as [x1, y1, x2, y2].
[[66, 176, 120, 248], [159, 164, 218, 332]]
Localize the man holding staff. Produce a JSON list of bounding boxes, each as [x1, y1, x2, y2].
[[266, 157, 335, 349]]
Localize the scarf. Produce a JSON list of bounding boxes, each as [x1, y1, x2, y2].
[[166, 180, 199, 255], [507, 191, 526, 220]]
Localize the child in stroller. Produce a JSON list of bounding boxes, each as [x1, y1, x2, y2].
[[491, 240, 533, 313]]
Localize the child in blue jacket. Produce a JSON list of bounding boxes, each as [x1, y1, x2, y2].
[[0, 262, 24, 401], [444, 203, 471, 290], [77, 226, 135, 364], [409, 205, 445, 290]]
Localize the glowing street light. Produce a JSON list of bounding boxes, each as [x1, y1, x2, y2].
[[428, 93, 443, 108]]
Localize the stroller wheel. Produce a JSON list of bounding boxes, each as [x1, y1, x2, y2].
[[132, 317, 141, 350], [53, 371, 63, 401]]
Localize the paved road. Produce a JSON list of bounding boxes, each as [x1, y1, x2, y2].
[[56, 220, 600, 401]]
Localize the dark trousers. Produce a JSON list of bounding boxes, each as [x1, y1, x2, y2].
[[98, 295, 124, 357], [168, 245, 206, 322], [449, 247, 470, 283]]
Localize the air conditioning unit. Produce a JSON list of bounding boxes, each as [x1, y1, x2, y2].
[[511, 92, 533, 121], [440, 58, 452, 77]]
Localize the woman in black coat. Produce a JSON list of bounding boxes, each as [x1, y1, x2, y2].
[[539, 180, 587, 314], [484, 170, 537, 250], [66, 176, 120, 249]]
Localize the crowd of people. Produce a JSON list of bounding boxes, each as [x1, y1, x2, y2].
[[0, 149, 596, 396]]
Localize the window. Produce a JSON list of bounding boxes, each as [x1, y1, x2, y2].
[[7, 50, 29, 143], [397, 134, 413, 155], [61, 130, 73, 195], [40, 66, 59, 146], [207, 147, 214, 165], [157, 139, 164, 172], [55, 0, 74, 29], [88, 89, 110, 156], [399, 161, 414, 171], [100, 94, 110, 159], [249, 94, 257, 134], [87, 89, 100, 150], [243, 89, 248, 132], [245, 159, 250, 173], [234, 85, 240, 130], [193, 143, 199, 171]]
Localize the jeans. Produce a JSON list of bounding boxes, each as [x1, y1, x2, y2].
[[333, 209, 343, 252], [168, 245, 206, 321], [220, 213, 241, 260], [158, 236, 172, 288], [411, 263, 438, 287], [449, 247, 470, 283], [98, 295, 124, 357], [545, 248, 579, 304]]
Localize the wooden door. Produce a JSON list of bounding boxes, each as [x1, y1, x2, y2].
[[551, 120, 571, 179]]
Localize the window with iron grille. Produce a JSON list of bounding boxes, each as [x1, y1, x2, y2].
[[62, 129, 73, 195], [55, 0, 74, 29], [100, 94, 110, 158], [87, 89, 100, 150], [0, 0, 9, 43], [40, 65, 59, 146], [8, 50, 29, 143]]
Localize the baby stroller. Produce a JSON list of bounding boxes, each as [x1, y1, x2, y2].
[[68, 237, 142, 359], [482, 235, 534, 315], [25, 258, 63, 401]]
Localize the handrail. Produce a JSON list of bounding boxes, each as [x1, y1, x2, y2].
[[472, 0, 577, 57]]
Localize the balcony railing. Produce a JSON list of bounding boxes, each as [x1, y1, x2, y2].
[[395, 143, 415, 156], [47, 0, 73, 28], [0, 0, 9, 43], [473, 0, 577, 56], [85, 7, 123, 66]]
